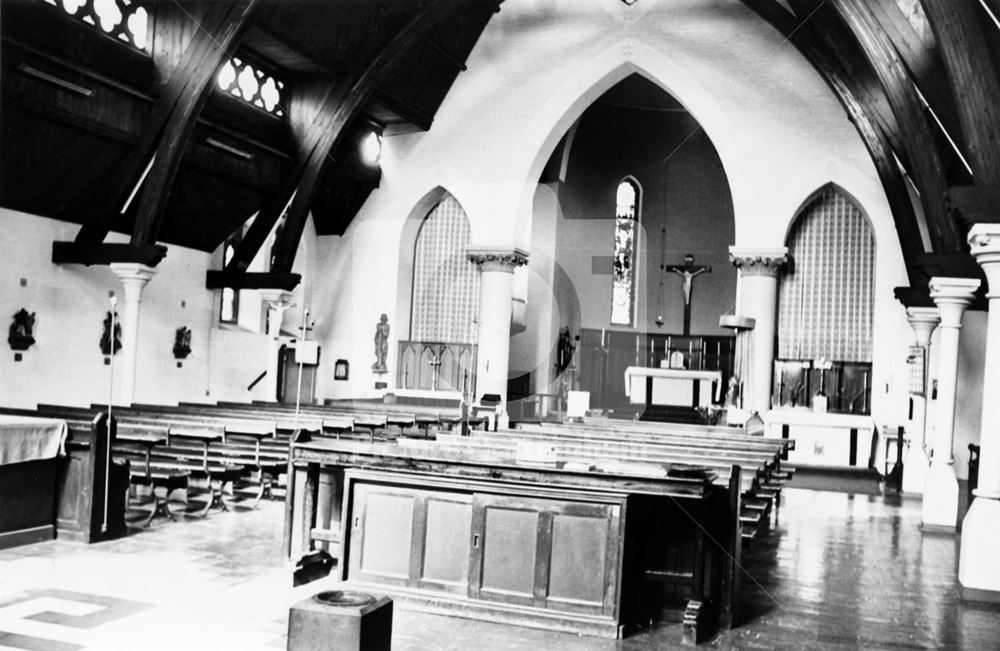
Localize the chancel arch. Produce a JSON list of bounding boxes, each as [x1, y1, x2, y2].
[[397, 192, 480, 395], [775, 184, 876, 413]]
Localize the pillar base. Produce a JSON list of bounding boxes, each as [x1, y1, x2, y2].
[[921, 461, 959, 531], [958, 496, 1000, 602], [901, 444, 930, 495]]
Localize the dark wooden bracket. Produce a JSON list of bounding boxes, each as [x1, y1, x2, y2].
[[52, 242, 167, 267], [205, 270, 301, 290]]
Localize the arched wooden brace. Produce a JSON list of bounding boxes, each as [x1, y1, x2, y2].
[[740, 0, 926, 285], [827, 0, 963, 253], [69, 0, 258, 246], [921, 0, 1000, 187], [225, 0, 498, 279]]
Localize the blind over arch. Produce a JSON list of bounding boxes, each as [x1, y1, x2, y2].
[[410, 195, 480, 344], [778, 188, 875, 362]]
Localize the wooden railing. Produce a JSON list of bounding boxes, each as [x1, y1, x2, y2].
[[396, 340, 476, 396]]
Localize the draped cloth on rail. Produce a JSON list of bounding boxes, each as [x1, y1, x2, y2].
[[0, 415, 68, 465]]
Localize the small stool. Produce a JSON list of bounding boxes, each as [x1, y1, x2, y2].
[[288, 590, 392, 651]]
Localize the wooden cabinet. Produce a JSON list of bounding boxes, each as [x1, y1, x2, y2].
[[470, 494, 619, 616], [347, 482, 473, 596], [342, 471, 627, 636]]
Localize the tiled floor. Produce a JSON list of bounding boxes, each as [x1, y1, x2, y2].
[[1, 488, 998, 650]]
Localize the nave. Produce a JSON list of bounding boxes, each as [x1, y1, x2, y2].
[[1, 487, 997, 651]]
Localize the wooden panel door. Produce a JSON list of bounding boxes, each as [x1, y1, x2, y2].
[[346, 482, 473, 595], [469, 494, 621, 616]]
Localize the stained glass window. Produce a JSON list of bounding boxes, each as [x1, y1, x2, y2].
[[611, 178, 640, 326], [217, 56, 286, 118], [45, 0, 148, 51]]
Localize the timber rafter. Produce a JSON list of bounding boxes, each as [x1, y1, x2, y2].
[[59, 0, 258, 260], [826, 0, 963, 253], [740, 0, 926, 285], [220, 0, 493, 287]]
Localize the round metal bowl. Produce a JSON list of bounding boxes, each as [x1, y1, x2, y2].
[[312, 590, 376, 608]]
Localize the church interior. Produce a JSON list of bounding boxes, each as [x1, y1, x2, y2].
[[3, 0, 1000, 648]]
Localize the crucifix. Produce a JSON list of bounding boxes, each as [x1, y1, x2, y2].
[[663, 253, 711, 335]]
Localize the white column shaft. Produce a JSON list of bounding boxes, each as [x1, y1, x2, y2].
[[923, 276, 979, 530], [475, 268, 515, 402], [931, 321, 961, 462], [729, 247, 787, 416], [739, 273, 779, 414], [109, 264, 156, 405], [960, 225, 1000, 600]]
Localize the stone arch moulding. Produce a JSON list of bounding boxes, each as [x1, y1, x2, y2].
[[508, 39, 740, 247], [393, 185, 471, 342]]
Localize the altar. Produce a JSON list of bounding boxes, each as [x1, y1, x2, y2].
[[624, 366, 722, 409]]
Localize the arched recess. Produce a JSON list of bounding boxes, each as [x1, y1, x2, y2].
[[394, 185, 452, 341], [776, 183, 876, 411], [395, 189, 480, 393]]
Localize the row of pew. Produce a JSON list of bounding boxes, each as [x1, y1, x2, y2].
[[2, 400, 792, 544]]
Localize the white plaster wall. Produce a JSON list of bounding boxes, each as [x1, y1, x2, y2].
[[0, 208, 315, 408], [312, 0, 916, 416]]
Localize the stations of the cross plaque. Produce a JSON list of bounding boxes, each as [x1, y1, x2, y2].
[[663, 254, 711, 335]]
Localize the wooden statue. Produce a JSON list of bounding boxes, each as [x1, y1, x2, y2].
[[8, 308, 35, 351]]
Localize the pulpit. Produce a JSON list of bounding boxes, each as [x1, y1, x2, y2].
[[623, 366, 722, 409]]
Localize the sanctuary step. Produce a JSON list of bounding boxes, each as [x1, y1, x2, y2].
[[609, 405, 707, 425]]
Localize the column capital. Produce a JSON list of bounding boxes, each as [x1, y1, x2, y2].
[[728, 246, 788, 277], [969, 224, 1000, 298], [109, 262, 157, 283], [906, 307, 940, 347], [109, 263, 157, 299], [467, 247, 529, 273], [929, 276, 980, 328]]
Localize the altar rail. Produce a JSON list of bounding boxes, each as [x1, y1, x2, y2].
[[397, 341, 476, 396]]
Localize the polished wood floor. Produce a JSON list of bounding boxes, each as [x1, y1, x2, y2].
[[1, 487, 997, 650]]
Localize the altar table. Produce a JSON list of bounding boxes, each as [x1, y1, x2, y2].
[[623, 366, 722, 409]]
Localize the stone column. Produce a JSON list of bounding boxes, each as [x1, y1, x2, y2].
[[109, 263, 157, 405], [259, 289, 294, 402], [923, 276, 979, 530], [960, 225, 1000, 601], [468, 247, 529, 417], [901, 307, 940, 494], [729, 247, 788, 415]]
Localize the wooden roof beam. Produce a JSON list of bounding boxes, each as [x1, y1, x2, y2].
[[70, 0, 258, 245], [827, 0, 964, 253], [867, 0, 968, 160], [741, 0, 926, 285], [921, 0, 1000, 186], [52, 242, 167, 267], [205, 270, 300, 290], [228, 0, 470, 277]]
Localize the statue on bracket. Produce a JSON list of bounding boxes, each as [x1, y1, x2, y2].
[[8, 308, 36, 351], [173, 326, 192, 359], [372, 313, 390, 373], [100, 311, 122, 356], [556, 327, 576, 374]]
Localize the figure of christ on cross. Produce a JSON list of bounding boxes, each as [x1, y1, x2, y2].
[[663, 253, 711, 335]]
